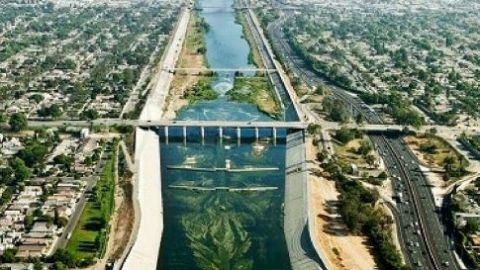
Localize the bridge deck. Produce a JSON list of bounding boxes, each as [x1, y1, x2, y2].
[[166, 165, 279, 172], [140, 120, 307, 129], [167, 185, 278, 192], [166, 67, 277, 72], [27, 119, 307, 129]]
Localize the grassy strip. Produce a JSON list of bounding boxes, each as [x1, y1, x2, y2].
[[228, 76, 282, 119], [235, 11, 264, 68], [65, 200, 103, 260], [65, 142, 116, 262], [183, 76, 218, 104], [409, 134, 469, 180]]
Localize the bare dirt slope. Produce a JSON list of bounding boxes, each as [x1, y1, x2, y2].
[[307, 138, 378, 270], [163, 13, 206, 119]]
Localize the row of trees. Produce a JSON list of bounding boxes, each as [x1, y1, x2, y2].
[[359, 92, 424, 127], [54, 141, 117, 267], [320, 158, 406, 270], [322, 96, 351, 123], [333, 127, 364, 144]]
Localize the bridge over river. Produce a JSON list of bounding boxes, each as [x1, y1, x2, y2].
[[27, 118, 412, 132]]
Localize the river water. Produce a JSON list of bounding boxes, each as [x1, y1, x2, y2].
[[157, 0, 292, 269], [176, 0, 272, 121]]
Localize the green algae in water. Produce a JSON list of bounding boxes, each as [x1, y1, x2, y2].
[[158, 141, 291, 270]]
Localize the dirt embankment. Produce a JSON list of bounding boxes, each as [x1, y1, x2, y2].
[[306, 138, 378, 270], [89, 145, 135, 270], [163, 13, 207, 119], [109, 178, 134, 260]]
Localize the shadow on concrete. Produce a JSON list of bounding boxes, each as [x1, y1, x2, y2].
[[300, 223, 327, 268]]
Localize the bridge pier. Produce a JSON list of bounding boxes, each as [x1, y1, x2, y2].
[[200, 126, 205, 144], [183, 126, 187, 145], [255, 127, 259, 140], [219, 127, 223, 143], [273, 127, 277, 145], [237, 127, 241, 145], [164, 126, 169, 144]]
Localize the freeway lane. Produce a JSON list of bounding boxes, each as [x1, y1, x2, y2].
[[387, 136, 457, 268], [266, 6, 459, 270], [370, 135, 425, 267]]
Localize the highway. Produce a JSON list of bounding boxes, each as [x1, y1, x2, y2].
[[266, 5, 459, 269]]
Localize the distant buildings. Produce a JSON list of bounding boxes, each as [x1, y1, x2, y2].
[[1, 136, 23, 156], [0, 132, 102, 259]]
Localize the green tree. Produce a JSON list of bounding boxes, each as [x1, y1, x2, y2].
[[322, 96, 351, 123], [53, 154, 74, 170], [307, 124, 322, 135], [24, 214, 34, 231], [334, 128, 362, 144], [9, 113, 27, 132], [378, 171, 388, 179], [34, 261, 43, 270], [315, 85, 325, 95], [81, 109, 99, 120], [419, 142, 437, 154], [123, 68, 135, 87], [0, 112, 7, 123], [52, 249, 77, 268], [465, 219, 479, 234], [366, 154, 376, 168], [56, 216, 68, 228], [0, 248, 16, 263], [0, 167, 14, 185], [60, 58, 77, 70], [10, 157, 31, 182], [17, 142, 48, 167], [316, 151, 328, 162], [443, 155, 467, 180], [355, 113, 364, 125], [0, 187, 13, 206], [50, 262, 67, 270], [358, 140, 372, 156], [37, 104, 63, 119], [30, 94, 44, 103]]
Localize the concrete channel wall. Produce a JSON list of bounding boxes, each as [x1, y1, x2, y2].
[[122, 129, 163, 270], [245, 8, 301, 121], [120, 8, 191, 270], [284, 131, 325, 270], [306, 165, 333, 270]]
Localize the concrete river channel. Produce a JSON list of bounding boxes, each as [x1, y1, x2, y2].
[[157, 0, 296, 269]]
